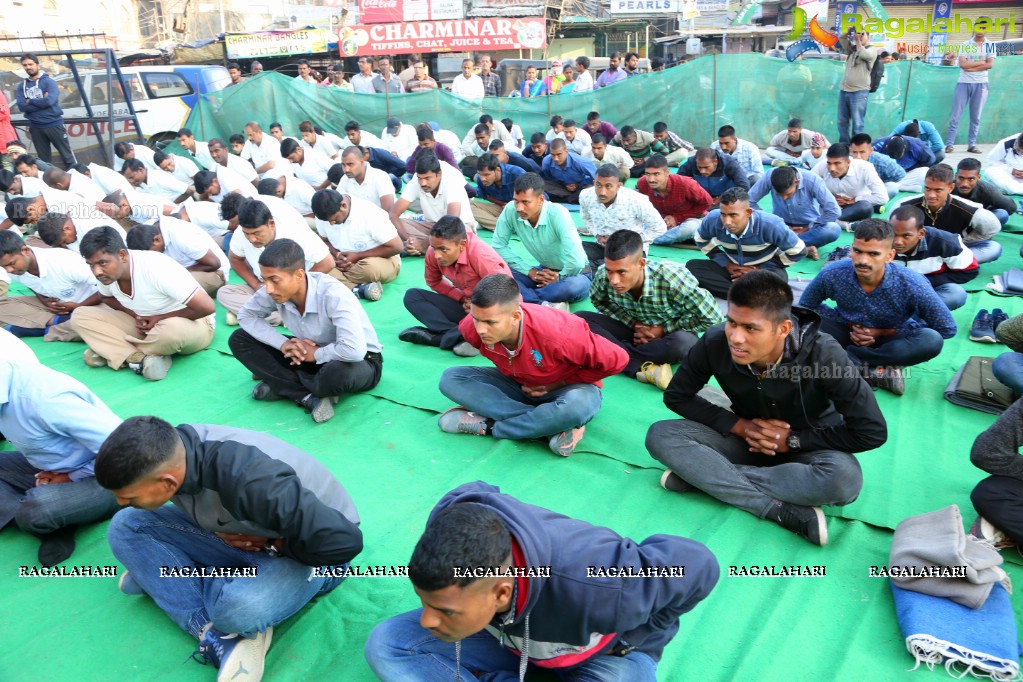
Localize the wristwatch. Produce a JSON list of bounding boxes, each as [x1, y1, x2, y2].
[[786, 433, 801, 451]]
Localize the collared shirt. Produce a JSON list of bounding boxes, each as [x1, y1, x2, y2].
[[579, 186, 666, 244], [799, 259, 956, 338], [590, 260, 722, 334], [750, 167, 841, 229], [541, 152, 596, 188], [479, 70, 502, 97], [372, 74, 405, 93], [891, 120, 945, 154], [136, 166, 188, 203], [556, 128, 592, 156], [337, 167, 394, 207], [697, 210, 806, 268], [242, 135, 286, 179], [493, 201, 587, 276], [314, 195, 397, 253], [406, 76, 438, 93], [636, 174, 713, 224], [476, 164, 526, 204], [583, 144, 633, 179], [711, 138, 762, 180], [425, 231, 510, 302], [161, 155, 200, 186], [292, 146, 335, 187], [350, 72, 376, 94], [865, 151, 906, 182], [595, 68, 627, 88], [573, 70, 594, 92], [811, 157, 889, 205], [450, 73, 485, 99], [0, 360, 121, 480], [238, 271, 382, 363]]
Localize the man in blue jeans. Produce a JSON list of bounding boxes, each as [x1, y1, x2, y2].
[[837, 30, 877, 144], [365, 481, 719, 682], [96, 416, 363, 682], [437, 274, 627, 457], [646, 271, 887, 545], [799, 219, 957, 395]]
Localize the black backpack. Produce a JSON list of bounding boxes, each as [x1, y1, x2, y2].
[[869, 56, 884, 93]]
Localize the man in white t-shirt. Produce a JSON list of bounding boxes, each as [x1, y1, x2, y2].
[[96, 188, 178, 227], [193, 168, 257, 205], [945, 26, 996, 154], [449, 59, 485, 99], [337, 146, 396, 212], [281, 138, 332, 190], [209, 137, 258, 186], [0, 229, 98, 341], [293, 59, 320, 84], [344, 121, 384, 150], [177, 199, 230, 249], [388, 153, 476, 256], [70, 226, 216, 381], [113, 141, 158, 173], [41, 166, 105, 203], [0, 168, 46, 198], [154, 151, 200, 185], [241, 122, 287, 180], [583, 133, 632, 182], [258, 175, 316, 228], [312, 189, 402, 300], [125, 217, 228, 295], [86, 162, 133, 196], [8, 189, 120, 253], [298, 121, 340, 160], [380, 117, 418, 161], [176, 128, 214, 170], [121, 159, 192, 204], [216, 198, 334, 325]]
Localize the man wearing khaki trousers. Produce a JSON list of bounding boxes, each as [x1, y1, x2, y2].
[[124, 218, 228, 296], [70, 227, 216, 381]]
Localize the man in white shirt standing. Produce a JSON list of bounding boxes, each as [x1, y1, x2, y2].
[[350, 57, 377, 94], [945, 24, 996, 155], [337, 145, 396, 212], [71, 226, 216, 381], [125, 218, 228, 295], [449, 58, 484, 99], [573, 56, 594, 92], [242, 122, 287, 180], [388, 153, 476, 256]]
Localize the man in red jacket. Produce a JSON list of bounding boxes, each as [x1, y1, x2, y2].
[[637, 155, 712, 245], [438, 273, 628, 457]]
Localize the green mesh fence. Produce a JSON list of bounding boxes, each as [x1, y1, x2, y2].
[[185, 54, 1023, 147]]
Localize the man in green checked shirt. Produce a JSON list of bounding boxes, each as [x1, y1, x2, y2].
[[576, 230, 722, 390]]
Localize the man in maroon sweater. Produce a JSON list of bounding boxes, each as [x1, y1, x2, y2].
[[438, 273, 628, 457], [637, 155, 712, 245]]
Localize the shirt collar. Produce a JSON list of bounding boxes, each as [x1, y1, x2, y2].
[[283, 273, 320, 316]]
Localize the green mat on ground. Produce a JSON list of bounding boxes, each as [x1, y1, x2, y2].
[[3, 196, 1023, 681]]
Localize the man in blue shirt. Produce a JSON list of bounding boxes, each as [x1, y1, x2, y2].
[[488, 139, 540, 174], [875, 134, 935, 195], [0, 356, 122, 566], [749, 165, 841, 260], [799, 219, 956, 395], [540, 138, 595, 204], [891, 119, 945, 164], [471, 153, 525, 230], [678, 148, 750, 205], [688, 187, 806, 300]]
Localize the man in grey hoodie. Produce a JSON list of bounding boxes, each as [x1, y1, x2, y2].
[[15, 54, 75, 168]]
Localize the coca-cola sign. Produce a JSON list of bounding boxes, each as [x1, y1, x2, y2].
[[360, 0, 463, 24]]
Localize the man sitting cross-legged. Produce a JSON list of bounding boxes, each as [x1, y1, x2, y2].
[[96, 416, 364, 682], [970, 398, 1023, 551], [400, 216, 510, 358], [638, 154, 712, 246], [71, 226, 216, 381], [577, 230, 722, 391], [750, 165, 841, 260], [437, 273, 628, 457], [810, 143, 889, 231], [890, 204, 977, 312], [389, 153, 477, 257], [952, 157, 1019, 228], [228, 238, 383, 424], [578, 163, 666, 265], [470, 152, 525, 231], [540, 138, 595, 204], [125, 217, 229, 296], [364, 481, 719, 682], [799, 219, 956, 395], [646, 270, 887, 546]]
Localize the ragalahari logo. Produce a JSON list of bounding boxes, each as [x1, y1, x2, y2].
[[784, 7, 840, 61]]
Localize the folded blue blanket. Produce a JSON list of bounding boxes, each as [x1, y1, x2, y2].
[[891, 582, 1022, 680]]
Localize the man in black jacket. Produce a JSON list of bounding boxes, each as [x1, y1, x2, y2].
[[646, 270, 887, 546], [96, 416, 363, 682], [677, 148, 750, 206], [952, 158, 1019, 227]]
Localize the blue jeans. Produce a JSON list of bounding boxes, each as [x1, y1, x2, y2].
[[0, 451, 120, 534], [820, 319, 944, 368], [365, 609, 658, 682], [837, 90, 869, 144], [993, 209, 1009, 226], [652, 218, 701, 245], [222, 231, 233, 255], [839, 200, 874, 223], [946, 82, 989, 147], [933, 283, 967, 311], [511, 268, 591, 304], [968, 239, 1002, 264], [799, 222, 841, 248], [107, 505, 347, 638], [647, 419, 863, 518], [439, 366, 602, 439], [992, 352, 1023, 396]]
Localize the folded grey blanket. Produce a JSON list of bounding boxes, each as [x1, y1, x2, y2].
[[889, 504, 1011, 609]]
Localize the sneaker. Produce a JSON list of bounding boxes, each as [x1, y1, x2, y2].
[[194, 626, 274, 682], [837, 220, 853, 232], [225, 311, 238, 326], [991, 308, 1009, 332], [128, 354, 173, 381], [864, 366, 905, 396], [770, 159, 790, 167], [660, 470, 696, 493], [299, 394, 335, 423], [83, 348, 108, 368], [768, 502, 828, 546], [437, 407, 490, 436], [355, 282, 383, 301], [118, 570, 145, 596], [970, 515, 1016, 550], [540, 301, 571, 313], [398, 326, 441, 347], [251, 382, 283, 402], [636, 362, 673, 391], [969, 309, 997, 343], [548, 425, 585, 457], [967, 146, 982, 154], [452, 341, 480, 357], [944, 145, 954, 153]]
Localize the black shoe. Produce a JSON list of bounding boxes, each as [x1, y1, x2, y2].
[[659, 470, 696, 493], [299, 394, 335, 423], [399, 326, 441, 347], [864, 366, 905, 396], [37, 525, 78, 567], [767, 503, 828, 546], [251, 382, 283, 401]]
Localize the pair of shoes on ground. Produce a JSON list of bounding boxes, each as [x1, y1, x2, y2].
[[970, 515, 1016, 551], [252, 382, 338, 423], [437, 406, 586, 457], [658, 471, 828, 545], [399, 326, 478, 357], [970, 308, 1008, 343], [84, 349, 172, 381]]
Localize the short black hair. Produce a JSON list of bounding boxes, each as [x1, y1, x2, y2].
[[620, 125, 636, 138], [500, 118, 513, 131], [595, 163, 619, 180], [36, 211, 69, 244], [227, 62, 240, 71], [513, 172, 544, 196], [787, 118, 802, 128], [695, 147, 717, 162], [471, 273, 521, 308], [529, 132, 546, 145], [550, 115, 563, 127], [114, 141, 132, 158], [652, 121, 668, 134], [220, 193, 247, 221], [193, 169, 216, 194], [587, 111, 600, 121], [826, 143, 850, 159], [549, 138, 566, 151], [728, 270, 793, 325], [605, 229, 643, 260], [474, 123, 489, 136], [122, 157, 145, 174], [957, 157, 982, 172], [229, 133, 245, 146], [890, 204, 925, 228], [153, 150, 168, 165], [14, 154, 36, 168], [80, 225, 127, 259], [0, 169, 15, 191], [5, 197, 32, 227], [770, 166, 799, 193], [902, 120, 920, 138], [417, 126, 434, 142], [854, 218, 895, 244], [477, 153, 500, 172], [0, 228, 26, 256], [257, 178, 280, 196], [644, 154, 668, 170], [280, 138, 300, 157], [207, 137, 226, 150], [415, 153, 441, 175], [311, 188, 343, 221], [94, 416, 181, 491], [719, 187, 749, 206], [125, 223, 161, 250], [258, 237, 305, 271], [488, 139, 505, 151], [20, 53, 39, 65], [408, 503, 512, 592], [850, 133, 872, 146], [591, 133, 607, 146], [717, 125, 736, 138], [926, 163, 954, 185], [430, 215, 467, 242], [238, 199, 273, 230], [344, 120, 361, 133], [327, 162, 345, 186], [575, 55, 590, 69], [177, 128, 194, 138]]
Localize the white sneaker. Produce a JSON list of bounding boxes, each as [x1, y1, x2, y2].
[[540, 301, 571, 313]]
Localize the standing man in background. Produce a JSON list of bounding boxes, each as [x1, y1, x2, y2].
[[15, 54, 75, 168], [837, 31, 877, 144], [945, 23, 995, 155]]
